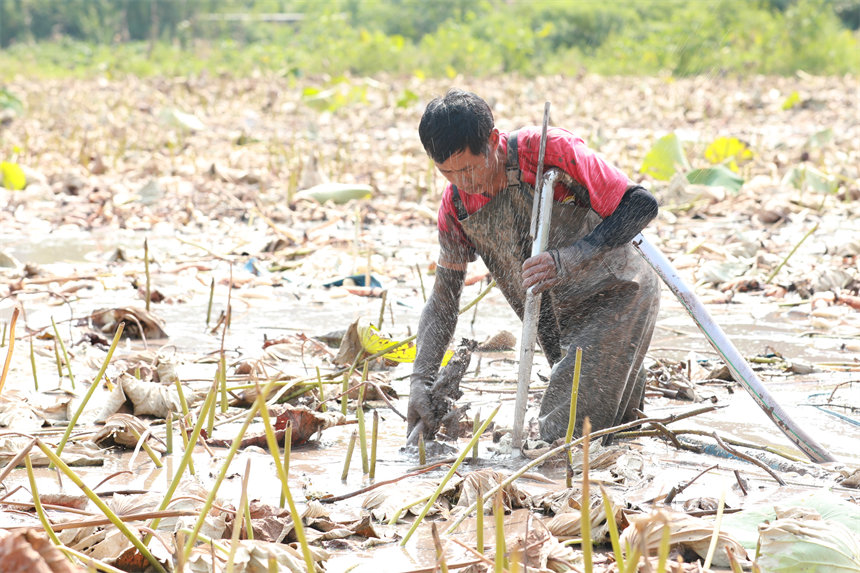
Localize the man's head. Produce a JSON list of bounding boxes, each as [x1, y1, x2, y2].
[[419, 89, 495, 163]]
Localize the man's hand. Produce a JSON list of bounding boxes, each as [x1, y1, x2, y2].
[[406, 377, 437, 444], [522, 241, 596, 294]]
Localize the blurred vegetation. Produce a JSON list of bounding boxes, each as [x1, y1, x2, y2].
[[1, 0, 859, 78]]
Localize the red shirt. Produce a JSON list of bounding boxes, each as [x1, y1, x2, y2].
[[437, 127, 631, 268]]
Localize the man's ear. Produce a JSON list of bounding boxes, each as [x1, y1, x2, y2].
[[488, 129, 500, 150]]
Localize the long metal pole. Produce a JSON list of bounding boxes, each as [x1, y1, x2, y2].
[[512, 103, 552, 451], [631, 233, 835, 463]]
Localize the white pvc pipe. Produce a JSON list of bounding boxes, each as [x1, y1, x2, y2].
[[631, 233, 835, 463]]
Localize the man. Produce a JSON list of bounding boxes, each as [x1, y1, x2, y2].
[[407, 88, 661, 445]]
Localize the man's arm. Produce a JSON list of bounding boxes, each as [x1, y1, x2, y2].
[[522, 185, 658, 293], [407, 265, 466, 442]]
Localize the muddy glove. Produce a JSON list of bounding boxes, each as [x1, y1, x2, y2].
[[521, 185, 658, 294], [406, 266, 465, 444]]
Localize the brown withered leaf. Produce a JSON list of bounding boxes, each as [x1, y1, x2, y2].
[[206, 405, 345, 449], [88, 307, 168, 339], [454, 469, 528, 512], [0, 529, 85, 573]]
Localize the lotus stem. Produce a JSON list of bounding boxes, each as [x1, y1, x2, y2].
[[565, 347, 582, 489], [370, 409, 379, 480], [377, 289, 387, 329], [657, 522, 671, 572], [280, 422, 292, 507], [57, 546, 127, 573], [207, 381, 217, 435], [53, 322, 124, 466], [25, 454, 63, 548], [703, 489, 727, 570], [494, 491, 505, 573], [416, 263, 426, 302], [418, 432, 426, 466], [400, 404, 499, 545], [431, 523, 449, 573], [35, 439, 168, 573], [341, 372, 349, 416], [51, 316, 75, 390], [145, 383, 217, 541], [226, 459, 251, 573], [472, 410, 481, 462], [127, 425, 162, 468], [0, 307, 18, 396], [581, 417, 593, 573], [53, 339, 62, 379], [29, 335, 38, 392], [342, 430, 357, 481], [250, 386, 316, 572], [165, 412, 173, 455], [766, 222, 819, 283], [206, 277, 215, 326], [243, 498, 254, 540], [476, 489, 484, 554], [601, 485, 624, 570], [357, 383, 369, 475], [144, 238, 151, 311], [316, 367, 326, 412]]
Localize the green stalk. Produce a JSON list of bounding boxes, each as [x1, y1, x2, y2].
[[280, 423, 292, 507], [471, 411, 481, 462], [341, 372, 349, 416], [703, 489, 727, 570], [25, 454, 63, 547], [29, 335, 38, 391], [53, 339, 63, 379], [57, 546, 128, 573], [581, 418, 593, 573], [416, 263, 426, 303], [35, 440, 168, 573], [206, 277, 215, 326], [51, 316, 75, 390], [341, 430, 357, 481], [657, 522, 671, 573], [219, 353, 228, 413], [0, 307, 17, 396], [165, 412, 173, 455], [476, 489, 484, 555], [400, 404, 500, 545], [418, 432, 426, 466], [357, 379, 369, 474], [145, 385, 217, 541], [316, 367, 327, 412], [494, 491, 505, 573], [600, 485, 624, 571], [226, 459, 251, 573], [53, 323, 124, 465], [144, 238, 151, 311], [370, 409, 379, 479], [766, 222, 819, 283], [243, 493, 254, 541], [207, 383, 217, 435], [377, 289, 388, 329], [249, 388, 316, 572], [127, 425, 162, 468], [565, 347, 582, 489]]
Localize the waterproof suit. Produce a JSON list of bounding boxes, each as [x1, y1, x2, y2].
[[442, 132, 660, 441]]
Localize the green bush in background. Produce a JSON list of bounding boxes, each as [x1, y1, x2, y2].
[[1, 0, 858, 78]]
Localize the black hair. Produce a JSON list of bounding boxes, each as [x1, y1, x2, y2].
[[418, 88, 494, 163]]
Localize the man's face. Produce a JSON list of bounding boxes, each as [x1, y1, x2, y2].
[[435, 148, 495, 195]]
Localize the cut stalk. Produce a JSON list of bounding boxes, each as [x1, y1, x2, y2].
[[145, 384, 217, 540], [600, 486, 624, 571], [494, 491, 505, 573], [657, 522, 671, 572], [703, 489, 727, 570], [144, 238, 151, 311], [416, 263, 426, 302], [35, 440, 168, 573], [0, 307, 18, 396], [316, 367, 327, 412], [766, 222, 819, 283], [29, 334, 38, 392], [25, 454, 63, 547], [51, 316, 75, 390], [165, 412, 173, 455], [431, 522, 449, 573], [341, 430, 357, 481], [226, 459, 252, 573], [476, 489, 484, 554], [400, 404, 499, 545], [581, 417, 593, 573], [205, 277, 215, 326], [377, 289, 388, 329], [279, 423, 292, 507], [53, 339, 62, 379], [418, 432, 426, 466], [471, 410, 481, 462], [340, 372, 349, 416], [219, 354, 228, 413], [370, 409, 379, 480], [127, 425, 162, 468], [53, 323, 124, 465], [357, 380, 369, 475], [565, 347, 583, 489]]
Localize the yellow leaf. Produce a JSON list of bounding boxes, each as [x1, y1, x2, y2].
[[1, 161, 26, 190], [357, 321, 452, 365]]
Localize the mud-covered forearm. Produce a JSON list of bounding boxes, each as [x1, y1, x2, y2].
[[582, 185, 658, 252], [412, 266, 466, 382]]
